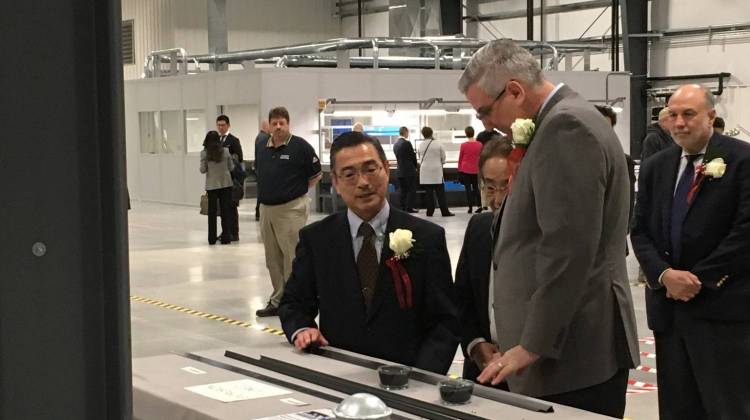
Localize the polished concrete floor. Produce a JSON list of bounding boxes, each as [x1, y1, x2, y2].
[[129, 199, 658, 419]]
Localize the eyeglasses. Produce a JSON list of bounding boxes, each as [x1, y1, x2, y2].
[[475, 87, 507, 121], [482, 179, 509, 194], [336, 163, 383, 184]]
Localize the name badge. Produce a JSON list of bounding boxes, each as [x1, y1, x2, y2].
[[280, 155, 290, 160]]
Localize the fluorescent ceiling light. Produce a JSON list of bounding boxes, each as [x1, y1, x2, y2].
[[389, 4, 407, 10], [186, 117, 200, 121]]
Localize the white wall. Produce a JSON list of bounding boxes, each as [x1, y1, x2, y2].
[[125, 67, 629, 205], [649, 0, 750, 142], [121, 0, 341, 80], [122, 0, 174, 80]]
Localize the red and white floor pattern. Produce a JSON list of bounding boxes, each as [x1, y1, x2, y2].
[[628, 337, 658, 395]]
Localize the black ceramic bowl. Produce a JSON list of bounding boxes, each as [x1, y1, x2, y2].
[[438, 379, 474, 405], [377, 365, 411, 390]]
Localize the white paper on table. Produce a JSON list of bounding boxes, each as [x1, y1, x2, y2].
[[253, 408, 335, 420], [185, 379, 292, 403], [181, 366, 207, 375]]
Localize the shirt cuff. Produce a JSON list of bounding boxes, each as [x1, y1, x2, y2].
[[657, 268, 671, 288], [466, 338, 487, 359], [290, 327, 309, 343]]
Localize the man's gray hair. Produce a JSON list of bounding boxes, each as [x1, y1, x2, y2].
[[458, 39, 544, 96]]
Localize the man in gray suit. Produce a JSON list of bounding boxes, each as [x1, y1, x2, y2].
[[458, 39, 639, 418]]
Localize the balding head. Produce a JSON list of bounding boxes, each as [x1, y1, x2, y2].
[[260, 119, 270, 133], [668, 84, 717, 153]]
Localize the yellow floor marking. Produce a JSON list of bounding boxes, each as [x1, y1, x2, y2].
[[130, 295, 283, 338]]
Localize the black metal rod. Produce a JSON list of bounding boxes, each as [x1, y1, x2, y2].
[[358, 0, 363, 56], [646, 72, 731, 82], [647, 72, 731, 96], [527, 0, 534, 40], [311, 347, 554, 413], [225, 350, 488, 420]]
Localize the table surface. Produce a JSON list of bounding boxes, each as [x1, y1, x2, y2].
[[133, 335, 613, 420]]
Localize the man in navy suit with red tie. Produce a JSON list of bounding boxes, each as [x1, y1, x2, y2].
[[631, 84, 750, 419]]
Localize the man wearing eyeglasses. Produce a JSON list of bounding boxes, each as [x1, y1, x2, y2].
[[279, 131, 459, 374], [459, 39, 639, 417], [455, 137, 512, 388]]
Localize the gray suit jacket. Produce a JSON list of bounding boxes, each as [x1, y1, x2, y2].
[[492, 85, 639, 397]]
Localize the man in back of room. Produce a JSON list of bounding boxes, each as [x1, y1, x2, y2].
[[216, 114, 243, 241], [255, 107, 321, 317]]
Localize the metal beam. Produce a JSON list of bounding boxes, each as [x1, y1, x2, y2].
[[465, 0, 479, 38], [471, 0, 612, 21], [207, 0, 228, 71], [527, 0, 534, 40], [1, 0, 132, 418], [621, 0, 648, 158]]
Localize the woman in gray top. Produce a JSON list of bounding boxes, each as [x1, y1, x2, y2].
[[200, 131, 235, 244]]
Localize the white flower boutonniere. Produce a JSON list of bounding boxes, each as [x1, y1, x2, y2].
[[510, 118, 535, 146], [703, 158, 726, 178], [389, 229, 415, 259]]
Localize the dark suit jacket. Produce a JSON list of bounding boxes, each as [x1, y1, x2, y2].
[[279, 207, 459, 374], [631, 133, 750, 332], [455, 212, 493, 380], [222, 133, 243, 162], [641, 123, 673, 161], [393, 138, 418, 178]]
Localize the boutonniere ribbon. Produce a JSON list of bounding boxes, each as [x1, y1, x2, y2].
[[385, 229, 414, 309], [688, 157, 726, 204]]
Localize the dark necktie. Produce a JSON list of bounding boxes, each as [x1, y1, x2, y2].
[[221, 135, 226, 145], [670, 154, 701, 265], [357, 223, 378, 309]]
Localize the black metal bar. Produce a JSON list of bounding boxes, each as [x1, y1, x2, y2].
[[358, 0, 363, 56], [622, 0, 648, 159], [647, 72, 732, 96], [646, 72, 731, 82], [310, 347, 554, 413], [225, 351, 488, 420], [540, 0, 545, 63], [527, 0, 534, 40], [1, 0, 131, 417]]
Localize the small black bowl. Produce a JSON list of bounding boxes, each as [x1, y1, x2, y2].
[[377, 365, 411, 390], [438, 379, 474, 405]]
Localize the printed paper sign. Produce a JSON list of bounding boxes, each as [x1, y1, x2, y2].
[[185, 379, 291, 403], [254, 408, 335, 420]]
